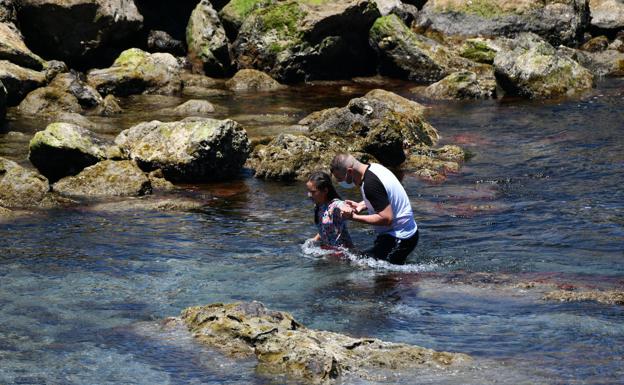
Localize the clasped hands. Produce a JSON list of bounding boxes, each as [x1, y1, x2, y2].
[[340, 200, 365, 220]]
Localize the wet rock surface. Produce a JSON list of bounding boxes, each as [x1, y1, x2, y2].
[[225, 69, 285, 91], [115, 117, 250, 182], [543, 290, 624, 305], [0, 156, 49, 209], [28, 122, 118, 183], [425, 70, 497, 99], [494, 33, 594, 98], [179, 301, 470, 384], [87, 48, 183, 97], [53, 160, 152, 198]]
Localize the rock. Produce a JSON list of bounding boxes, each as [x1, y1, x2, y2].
[[543, 290, 624, 305], [87, 48, 183, 96], [115, 117, 251, 182], [0, 0, 16, 23], [0, 22, 45, 70], [162, 99, 216, 115], [218, 0, 273, 40], [0, 79, 5, 119], [374, 0, 402, 15], [459, 38, 510, 64], [425, 70, 497, 99], [180, 302, 470, 383], [16, 0, 144, 69], [186, 0, 233, 77], [589, 0, 624, 30], [43, 60, 68, 82], [147, 30, 186, 56], [0, 156, 50, 209], [98, 94, 123, 116], [225, 69, 285, 91], [53, 160, 152, 197], [246, 133, 330, 180], [560, 46, 624, 77], [581, 35, 610, 52], [415, 0, 589, 47], [493, 33, 594, 98], [0, 60, 46, 105], [17, 72, 104, 115], [404, 145, 463, 181], [369, 14, 476, 83], [389, 2, 420, 26], [148, 169, 176, 191], [28, 122, 116, 183], [248, 89, 439, 180], [135, 0, 203, 49], [232, 0, 380, 83]]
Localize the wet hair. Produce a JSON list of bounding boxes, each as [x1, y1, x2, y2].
[[308, 170, 341, 224]]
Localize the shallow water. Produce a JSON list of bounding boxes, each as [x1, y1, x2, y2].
[[1, 78, 623, 384]]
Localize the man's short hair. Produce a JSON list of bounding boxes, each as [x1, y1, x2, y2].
[[330, 153, 354, 174]]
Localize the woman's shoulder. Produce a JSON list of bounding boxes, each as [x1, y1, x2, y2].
[[328, 199, 345, 211]]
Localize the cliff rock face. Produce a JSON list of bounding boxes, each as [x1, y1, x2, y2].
[[179, 302, 470, 384]]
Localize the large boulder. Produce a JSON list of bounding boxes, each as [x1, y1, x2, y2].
[[29, 122, 118, 183], [248, 89, 439, 180], [225, 68, 285, 91], [17, 72, 104, 115], [0, 157, 49, 209], [232, 0, 380, 83], [179, 302, 470, 383], [589, 0, 624, 30], [86, 48, 184, 96], [0, 22, 45, 70], [218, 0, 273, 40], [114, 117, 251, 182], [186, 0, 233, 77], [53, 160, 152, 197], [369, 14, 450, 82], [146, 30, 185, 56], [493, 33, 594, 98], [415, 0, 590, 46], [16, 0, 143, 69], [559, 45, 624, 77], [0, 60, 46, 105]]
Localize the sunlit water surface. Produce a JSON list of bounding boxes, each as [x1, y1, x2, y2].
[[1, 79, 623, 384]]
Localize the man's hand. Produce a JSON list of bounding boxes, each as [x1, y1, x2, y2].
[[340, 205, 354, 220], [345, 200, 366, 214]]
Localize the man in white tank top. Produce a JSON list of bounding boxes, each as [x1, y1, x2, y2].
[[329, 153, 419, 265]]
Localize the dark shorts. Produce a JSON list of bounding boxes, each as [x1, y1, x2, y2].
[[364, 230, 419, 265]]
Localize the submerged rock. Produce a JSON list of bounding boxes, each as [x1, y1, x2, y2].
[[29, 122, 118, 183], [115, 117, 250, 182], [186, 0, 233, 77], [543, 290, 624, 305], [161, 99, 216, 116], [225, 69, 285, 91], [494, 33, 594, 98], [415, 0, 589, 47], [87, 48, 183, 97], [180, 302, 470, 384], [0, 156, 49, 209], [53, 160, 152, 197]]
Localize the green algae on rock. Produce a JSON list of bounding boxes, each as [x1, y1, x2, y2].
[[179, 301, 470, 384]]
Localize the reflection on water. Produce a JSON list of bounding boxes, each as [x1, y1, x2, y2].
[[1, 79, 623, 384]]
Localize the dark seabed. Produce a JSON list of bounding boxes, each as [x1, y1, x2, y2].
[[1, 78, 623, 384]]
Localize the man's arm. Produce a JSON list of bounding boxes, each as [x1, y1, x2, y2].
[[344, 204, 393, 226]]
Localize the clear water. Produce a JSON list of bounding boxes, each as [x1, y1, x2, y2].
[[1, 79, 623, 384]]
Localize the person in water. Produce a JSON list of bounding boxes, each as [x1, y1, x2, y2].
[[306, 170, 354, 249], [330, 153, 418, 265]]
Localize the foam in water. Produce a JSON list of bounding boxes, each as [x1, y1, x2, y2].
[[300, 239, 440, 273]]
